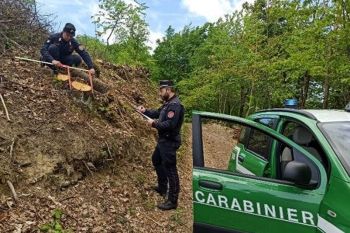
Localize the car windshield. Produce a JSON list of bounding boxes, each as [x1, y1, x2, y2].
[[319, 122, 350, 175]]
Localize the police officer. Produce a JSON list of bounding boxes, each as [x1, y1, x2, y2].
[[40, 23, 95, 75], [138, 80, 185, 210]]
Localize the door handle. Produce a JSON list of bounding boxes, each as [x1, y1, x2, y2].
[[199, 180, 223, 190], [238, 155, 245, 163]]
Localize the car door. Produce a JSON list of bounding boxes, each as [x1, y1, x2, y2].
[[192, 111, 327, 233], [227, 116, 279, 177]]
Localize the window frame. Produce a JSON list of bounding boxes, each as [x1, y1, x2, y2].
[[192, 111, 327, 190]]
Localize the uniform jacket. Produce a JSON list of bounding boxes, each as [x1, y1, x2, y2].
[[40, 33, 93, 69], [144, 95, 185, 143]]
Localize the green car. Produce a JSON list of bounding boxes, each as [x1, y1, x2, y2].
[[192, 107, 350, 233]]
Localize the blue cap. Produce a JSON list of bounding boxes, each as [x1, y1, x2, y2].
[[284, 98, 298, 109]]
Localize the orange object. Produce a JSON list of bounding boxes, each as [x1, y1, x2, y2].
[[56, 74, 69, 81], [71, 81, 92, 92], [15, 56, 94, 93]]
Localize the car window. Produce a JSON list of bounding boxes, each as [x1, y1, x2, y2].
[[255, 118, 277, 129], [246, 129, 271, 160], [279, 121, 326, 181], [319, 122, 350, 176], [282, 121, 298, 138], [282, 121, 326, 164], [201, 120, 242, 170]]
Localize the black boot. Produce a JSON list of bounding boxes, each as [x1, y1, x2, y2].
[[157, 200, 177, 211]]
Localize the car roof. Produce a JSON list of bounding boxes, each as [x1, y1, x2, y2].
[[303, 110, 350, 122], [256, 108, 350, 123]]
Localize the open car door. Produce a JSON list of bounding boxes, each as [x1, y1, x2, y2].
[[192, 111, 327, 233]]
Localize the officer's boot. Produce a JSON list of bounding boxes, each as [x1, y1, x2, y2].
[[157, 200, 177, 211]]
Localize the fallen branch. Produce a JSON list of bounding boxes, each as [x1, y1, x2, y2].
[[105, 141, 112, 158], [6, 180, 18, 202], [0, 20, 14, 23], [59, 195, 77, 202], [0, 93, 10, 121], [143, 214, 163, 227], [86, 122, 98, 135], [83, 161, 93, 176], [9, 137, 15, 160], [0, 31, 26, 52], [48, 195, 62, 207]]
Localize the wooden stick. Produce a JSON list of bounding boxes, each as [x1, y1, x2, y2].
[[6, 180, 18, 202], [0, 93, 10, 121], [0, 32, 26, 52], [59, 195, 77, 202], [0, 20, 14, 24], [83, 161, 93, 176], [15, 57, 90, 72], [9, 137, 15, 160], [86, 122, 98, 135], [143, 214, 163, 227], [105, 141, 112, 158]]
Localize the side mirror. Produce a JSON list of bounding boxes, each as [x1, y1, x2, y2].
[[283, 161, 312, 187]]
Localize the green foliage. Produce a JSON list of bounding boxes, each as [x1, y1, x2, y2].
[[78, 35, 155, 70], [83, 0, 154, 68], [152, 24, 210, 83], [40, 209, 70, 233], [153, 0, 350, 115], [93, 0, 147, 45]]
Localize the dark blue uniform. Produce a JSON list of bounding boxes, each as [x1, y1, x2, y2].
[[144, 95, 185, 204], [40, 33, 93, 69]]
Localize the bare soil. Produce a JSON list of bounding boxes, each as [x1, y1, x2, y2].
[[202, 123, 240, 170]]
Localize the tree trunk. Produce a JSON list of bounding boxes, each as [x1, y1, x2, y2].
[[239, 85, 247, 117], [245, 81, 255, 117], [323, 76, 330, 109], [300, 72, 310, 109]]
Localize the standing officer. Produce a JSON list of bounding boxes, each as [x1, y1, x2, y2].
[[40, 23, 95, 75], [138, 80, 185, 210]]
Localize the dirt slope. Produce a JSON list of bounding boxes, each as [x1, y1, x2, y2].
[[0, 54, 166, 231], [0, 52, 236, 232]]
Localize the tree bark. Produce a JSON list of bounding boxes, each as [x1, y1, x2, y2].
[[300, 71, 310, 109], [323, 76, 330, 109]]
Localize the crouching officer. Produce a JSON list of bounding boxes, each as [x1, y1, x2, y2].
[[40, 23, 95, 75], [138, 80, 185, 210]]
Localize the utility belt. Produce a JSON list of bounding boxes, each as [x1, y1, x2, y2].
[[159, 133, 181, 142]]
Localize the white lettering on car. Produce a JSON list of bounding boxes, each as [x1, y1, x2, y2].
[[287, 208, 298, 222], [243, 200, 254, 213], [207, 193, 217, 206], [193, 191, 318, 227], [218, 195, 229, 208], [279, 206, 284, 219], [302, 211, 315, 225], [230, 197, 242, 211], [195, 190, 205, 203], [256, 202, 261, 215], [264, 204, 276, 218]]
